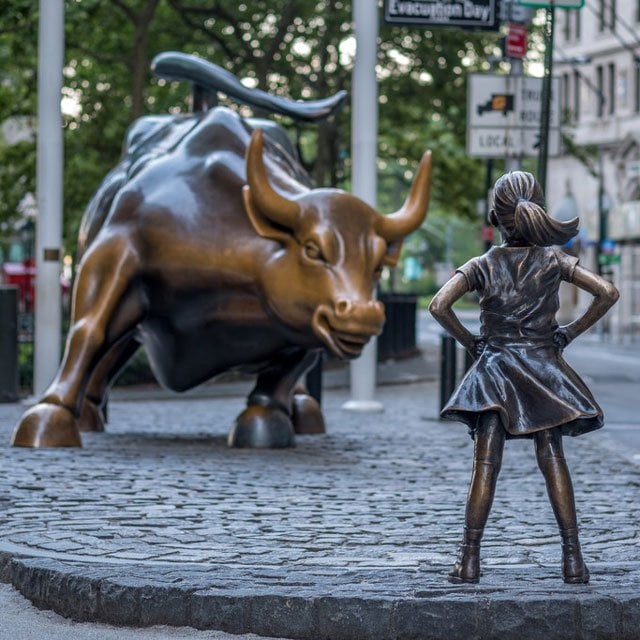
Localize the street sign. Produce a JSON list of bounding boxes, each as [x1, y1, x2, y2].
[[467, 74, 561, 158], [383, 0, 500, 31], [499, 0, 533, 22], [517, 0, 584, 8], [468, 74, 560, 129], [505, 23, 528, 58], [467, 127, 561, 157]]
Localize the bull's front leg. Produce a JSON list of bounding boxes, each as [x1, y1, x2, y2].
[[228, 348, 325, 448], [11, 236, 143, 447]]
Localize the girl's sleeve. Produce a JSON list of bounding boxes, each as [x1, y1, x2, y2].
[[456, 257, 482, 291], [555, 249, 580, 281]]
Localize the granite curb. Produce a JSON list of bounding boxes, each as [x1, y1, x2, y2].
[[1, 553, 639, 639]]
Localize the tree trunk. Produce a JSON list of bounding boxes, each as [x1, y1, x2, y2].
[[129, 0, 160, 119]]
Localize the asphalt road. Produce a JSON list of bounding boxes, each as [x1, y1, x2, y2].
[[0, 582, 285, 640]]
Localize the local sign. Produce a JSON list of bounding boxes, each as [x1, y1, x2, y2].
[[467, 128, 561, 157], [467, 74, 561, 158], [383, 0, 500, 30]]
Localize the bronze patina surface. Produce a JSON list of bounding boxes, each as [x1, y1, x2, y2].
[[430, 170, 619, 585], [12, 54, 432, 450]]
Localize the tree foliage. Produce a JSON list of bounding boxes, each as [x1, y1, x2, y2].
[[0, 0, 500, 257]]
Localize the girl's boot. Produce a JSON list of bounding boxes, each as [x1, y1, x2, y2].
[[561, 527, 589, 584], [448, 527, 482, 584]]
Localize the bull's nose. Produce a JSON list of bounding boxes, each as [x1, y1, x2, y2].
[[335, 299, 385, 323]]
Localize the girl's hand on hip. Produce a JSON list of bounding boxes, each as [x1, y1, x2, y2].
[[473, 336, 487, 359], [553, 327, 572, 350]]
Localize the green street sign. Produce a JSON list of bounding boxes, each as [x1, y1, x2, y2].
[[598, 253, 621, 266], [518, 0, 584, 7]]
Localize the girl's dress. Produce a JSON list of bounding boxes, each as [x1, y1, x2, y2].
[[441, 245, 603, 438]]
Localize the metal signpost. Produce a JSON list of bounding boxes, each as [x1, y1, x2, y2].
[[344, 0, 384, 413], [515, 0, 584, 190], [467, 74, 561, 158]]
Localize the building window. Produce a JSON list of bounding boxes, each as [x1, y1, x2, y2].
[[562, 73, 570, 119], [573, 70, 581, 121], [610, 0, 617, 30], [574, 9, 581, 40], [608, 62, 616, 114], [598, 0, 605, 30], [596, 65, 604, 116], [563, 10, 570, 40], [635, 63, 640, 113]]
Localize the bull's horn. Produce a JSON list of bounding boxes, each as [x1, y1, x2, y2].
[[376, 150, 432, 241], [246, 129, 300, 229]]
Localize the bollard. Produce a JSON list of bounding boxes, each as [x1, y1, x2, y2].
[[0, 286, 19, 402], [439, 334, 457, 414]]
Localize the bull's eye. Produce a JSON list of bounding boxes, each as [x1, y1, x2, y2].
[[303, 241, 324, 262]]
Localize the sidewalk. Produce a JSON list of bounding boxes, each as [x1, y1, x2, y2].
[[1, 362, 639, 639]]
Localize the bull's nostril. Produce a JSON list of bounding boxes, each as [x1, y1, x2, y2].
[[335, 300, 351, 316]]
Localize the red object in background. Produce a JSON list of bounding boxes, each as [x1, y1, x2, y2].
[[2, 258, 36, 313], [482, 226, 495, 243], [506, 23, 528, 59], [1, 258, 71, 314]]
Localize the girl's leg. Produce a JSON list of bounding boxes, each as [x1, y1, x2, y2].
[[534, 428, 589, 584], [449, 411, 505, 583]]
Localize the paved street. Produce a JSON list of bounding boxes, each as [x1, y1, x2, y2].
[[0, 315, 638, 639]]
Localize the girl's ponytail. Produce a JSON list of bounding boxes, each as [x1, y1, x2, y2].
[[514, 199, 579, 247], [492, 171, 579, 247]]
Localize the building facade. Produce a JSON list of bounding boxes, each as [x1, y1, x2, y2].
[[548, 0, 640, 338]]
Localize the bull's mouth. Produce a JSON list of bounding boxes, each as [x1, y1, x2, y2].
[[312, 307, 382, 359]]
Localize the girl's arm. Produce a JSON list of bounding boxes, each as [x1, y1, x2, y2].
[[558, 266, 620, 344], [428, 273, 477, 355]]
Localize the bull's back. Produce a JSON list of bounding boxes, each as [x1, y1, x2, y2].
[[77, 107, 305, 258]]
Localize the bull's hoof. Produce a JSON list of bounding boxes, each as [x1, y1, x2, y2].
[[11, 403, 82, 448], [291, 393, 325, 435], [78, 399, 105, 433], [228, 405, 295, 448]]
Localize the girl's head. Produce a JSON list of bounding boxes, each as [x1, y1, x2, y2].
[[489, 171, 579, 246]]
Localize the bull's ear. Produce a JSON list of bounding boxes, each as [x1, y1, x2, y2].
[[242, 186, 292, 243], [382, 240, 403, 267]]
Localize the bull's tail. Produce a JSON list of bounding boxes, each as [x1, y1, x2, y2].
[[151, 51, 347, 123]]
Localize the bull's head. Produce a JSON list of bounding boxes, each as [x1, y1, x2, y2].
[[243, 129, 431, 359]]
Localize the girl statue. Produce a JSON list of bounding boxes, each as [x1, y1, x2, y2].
[[429, 171, 619, 584]]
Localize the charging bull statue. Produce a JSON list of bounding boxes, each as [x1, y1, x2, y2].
[[12, 52, 432, 449]]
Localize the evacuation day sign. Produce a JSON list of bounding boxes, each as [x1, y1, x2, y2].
[[383, 0, 500, 31]]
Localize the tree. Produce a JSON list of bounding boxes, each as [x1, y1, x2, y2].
[[0, 0, 500, 255]]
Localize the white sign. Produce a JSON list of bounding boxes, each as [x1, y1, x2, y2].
[[468, 74, 560, 129], [467, 127, 561, 158], [467, 74, 561, 158]]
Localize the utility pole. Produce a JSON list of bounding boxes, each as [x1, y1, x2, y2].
[[343, 0, 383, 413], [34, 0, 64, 396], [537, 5, 556, 193]]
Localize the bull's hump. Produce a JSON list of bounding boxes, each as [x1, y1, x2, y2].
[[183, 107, 250, 159]]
